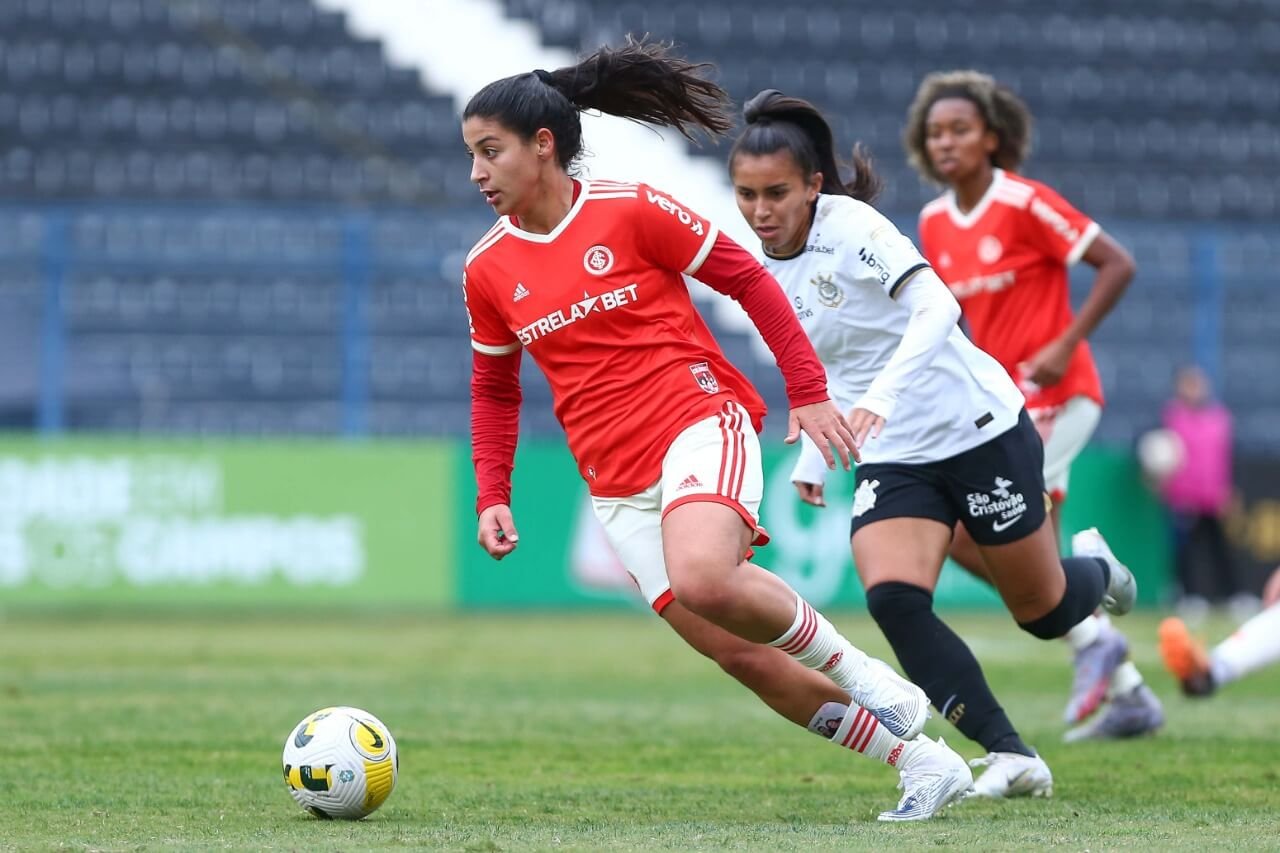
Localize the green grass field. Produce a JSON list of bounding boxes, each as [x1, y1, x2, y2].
[[4, 609, 1277, 851]]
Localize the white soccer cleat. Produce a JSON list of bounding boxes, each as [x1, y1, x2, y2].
[[850, 659, 930, 740], [967, 751, 1054, 799], [877, 737, 973, 822], [1072, 527, 1137, 616]]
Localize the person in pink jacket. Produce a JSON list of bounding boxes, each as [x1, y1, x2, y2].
[[1160, 365, 1244, 610]]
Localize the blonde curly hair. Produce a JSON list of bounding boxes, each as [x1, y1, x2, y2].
[[903, 70, 1033, 185]]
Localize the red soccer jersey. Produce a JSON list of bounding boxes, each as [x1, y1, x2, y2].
[[918, 169, 1104, 410], [464, 179, 772, 498]]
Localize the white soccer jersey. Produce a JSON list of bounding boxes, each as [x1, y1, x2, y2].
[[762, 194, 1026, 478]]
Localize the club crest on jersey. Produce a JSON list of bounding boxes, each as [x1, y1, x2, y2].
[[583, 245, 615, 276], [978, 235, 1004, 264], [811, 272, 844, 308], [689, 362, 719, 394]]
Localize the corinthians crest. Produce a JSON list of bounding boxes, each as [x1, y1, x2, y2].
[[811, 272, 844, 308]]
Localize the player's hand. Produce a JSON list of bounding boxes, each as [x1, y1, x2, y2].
[[794, 480, 826, 507], [477, 503, 519, 560], [847, 407, 886, 449], [1263, 566, 1280, 609], [1019, 336, 1075, 389], [786, 401, 859, 469]]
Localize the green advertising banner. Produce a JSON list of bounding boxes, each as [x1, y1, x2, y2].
[[458, 442, 1171, 611], [0, 439, 453, 606]]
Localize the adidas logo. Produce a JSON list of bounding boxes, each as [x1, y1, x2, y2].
[[676, 474, 703, 491], [513, 282, 530, 302]]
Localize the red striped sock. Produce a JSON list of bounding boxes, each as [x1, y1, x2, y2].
[[830, 704, 908, 766], [769, 595, 870, 692]]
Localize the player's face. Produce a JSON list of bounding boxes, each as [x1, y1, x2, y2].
[[731, 151, 822, 256], [463, 116, 545, 217], [924, 98, 998, 184]]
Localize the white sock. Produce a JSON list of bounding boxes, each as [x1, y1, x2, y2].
[[1108, 660, 1144, 696], [1064, 614, 1102, 651], [828, 703, 909, 766], [770, 596, 871, 692], [1210, 603, 1280, 686]]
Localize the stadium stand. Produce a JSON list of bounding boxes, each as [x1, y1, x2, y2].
[[0, 0, 1276, 450]]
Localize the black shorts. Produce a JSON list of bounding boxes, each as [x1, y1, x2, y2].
[[849, 409, 1049, 546]]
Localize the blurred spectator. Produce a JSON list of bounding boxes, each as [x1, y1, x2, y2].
[[1160, 365, 1250, 618]]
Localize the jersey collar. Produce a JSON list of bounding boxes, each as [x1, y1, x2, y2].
[[503, 178, 589, 243], [945, 168, 1005, 229]]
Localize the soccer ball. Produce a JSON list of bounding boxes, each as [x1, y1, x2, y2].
[[282, 706, 398, 819], [1137, 428, 1186, 481]]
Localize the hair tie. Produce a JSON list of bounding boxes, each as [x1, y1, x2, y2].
[[533, 69, 553, 84]]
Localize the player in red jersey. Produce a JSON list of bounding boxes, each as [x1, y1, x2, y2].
[[463, 40, 973, 820], [905, 70, 1161, 739]]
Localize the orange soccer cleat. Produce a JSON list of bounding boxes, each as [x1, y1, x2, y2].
[[1158, 617, 1216, 697]]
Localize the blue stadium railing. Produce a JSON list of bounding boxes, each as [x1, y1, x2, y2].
[[2, 203, 1272, 449]]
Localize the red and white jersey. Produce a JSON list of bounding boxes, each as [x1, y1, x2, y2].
[[918, 169, 1104, 410], [464, 179, 767, 497]]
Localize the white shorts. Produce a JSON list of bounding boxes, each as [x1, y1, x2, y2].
[[590, 401, 765, 615], [1030, 396, 1102, 502]]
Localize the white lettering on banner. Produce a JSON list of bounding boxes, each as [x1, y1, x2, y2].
[[645, 190, 705, 236], [517, 284, 640, 345], [0, 455, 366, 589], [116, 517, 363, 586]]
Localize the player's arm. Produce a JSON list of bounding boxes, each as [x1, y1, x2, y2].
[[634, 186, 856, 469], [471, 348, 522, 559], [694, 231, 857, 469], [1021, 188, 1135, 387], [464, 267, 523, 559], [851, 268, 961, 444]]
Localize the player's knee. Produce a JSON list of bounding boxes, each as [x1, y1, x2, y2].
[[711, 643, 778, 690], [865, 581, 933, 633], [667, 572, 737, 622], [1017, 595, 1076, 640]]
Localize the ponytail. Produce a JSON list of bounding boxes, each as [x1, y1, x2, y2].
[[464, 37, 733, 171], [730, 89, 882, 204]]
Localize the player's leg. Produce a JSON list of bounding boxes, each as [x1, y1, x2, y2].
[[659, 403, 928, 739], [663, 601, 972, 820], [593, 476, 971, 820], [1038, 399, 1158, 731], [1159, 603, 1280, 697], [850, 482, 1052, 799], [951, 412, 1132, 632]]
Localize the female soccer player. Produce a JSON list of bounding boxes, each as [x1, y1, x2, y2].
[[904, 70, 1162, 739], [728, 89, 1138, 798], [463, 41, 971, 821], [1160, 565, 1280, 697]]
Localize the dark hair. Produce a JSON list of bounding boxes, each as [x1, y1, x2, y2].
[[728, 90, 882, 204], [463, 37, 733, 171], [904, 70, 1032, 185]]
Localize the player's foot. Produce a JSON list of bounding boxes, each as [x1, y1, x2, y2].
[[1063, 624, 1129, 723], [877, 737, 972, 822], [1063, 685, 1165, 742], [1158, 617, 1217, 697], [851, 659, 930, 740], [967, 751, 1053, 799], [1072, 527, 1136, 615]]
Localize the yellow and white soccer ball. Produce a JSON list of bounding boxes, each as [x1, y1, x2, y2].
[[1137, 428, 1186, 481], [282, 706, 398, 820]]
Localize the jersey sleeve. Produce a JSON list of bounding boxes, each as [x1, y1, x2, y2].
[[1025, 182, 1100, 266], [462, 266, 520, 355], [847, 205, 932, 299], [632, 184, 720, 275]]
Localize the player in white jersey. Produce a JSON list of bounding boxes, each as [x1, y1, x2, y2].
[[728, 90, 1139, 799]]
